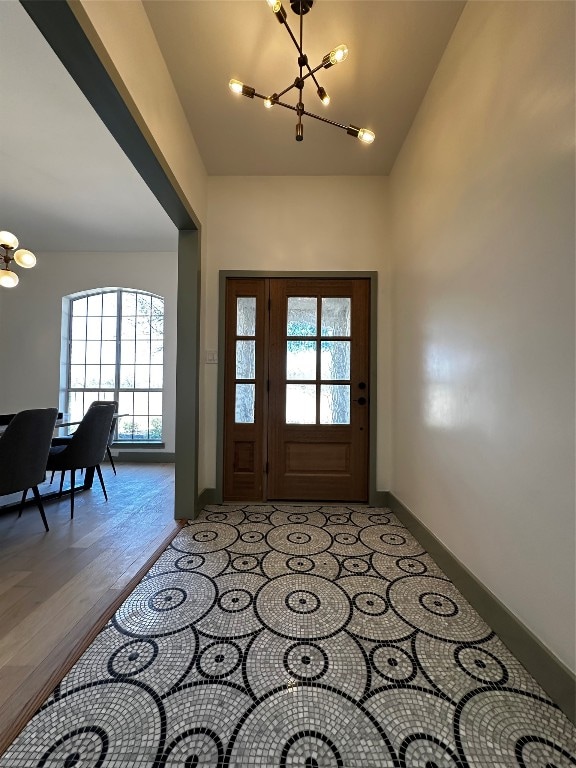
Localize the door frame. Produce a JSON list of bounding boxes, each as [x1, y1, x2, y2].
[[216, 270, 379, 504]]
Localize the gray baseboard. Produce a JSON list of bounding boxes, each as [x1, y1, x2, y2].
[[385, 491, 575, 724], [196, 488, 218, 517], [112, 452, 175, 463], [370, 490, 389, 507]]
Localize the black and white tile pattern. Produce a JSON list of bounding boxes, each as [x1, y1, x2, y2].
[[2, 504, 575, 767]]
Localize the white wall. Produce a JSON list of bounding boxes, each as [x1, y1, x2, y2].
[[202, 176, 390, 492], [390, 2, 575, 670], [0, 251, 178, 452]]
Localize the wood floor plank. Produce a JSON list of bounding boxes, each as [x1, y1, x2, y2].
[[0, 463, 178, 757]]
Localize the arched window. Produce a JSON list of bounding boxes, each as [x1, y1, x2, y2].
[[64, 288, 164, 442]]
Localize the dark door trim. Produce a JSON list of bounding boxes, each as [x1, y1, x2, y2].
[[217, 270, 378, 505]]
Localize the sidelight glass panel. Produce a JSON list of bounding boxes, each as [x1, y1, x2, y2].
[[320, 385, 350, 424], [286, 384, 316, 424], [235, 383, 255, 423], [321, 297, 351, 337], [287, 297, 317, 336], [286, 340, 316, 380], [321, 341, 350, 380], [236, 340, 256, 379], [237, 297, 256, 336]]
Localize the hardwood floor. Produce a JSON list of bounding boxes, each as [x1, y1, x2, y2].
[[0, 462, 180, 756]]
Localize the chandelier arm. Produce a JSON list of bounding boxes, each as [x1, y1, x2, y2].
[[280, 14, 321, 87], [274, 62, 324, 100], [302, 108, 348, 131]]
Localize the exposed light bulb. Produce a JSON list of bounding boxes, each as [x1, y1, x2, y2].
[[358, 128, 375, 144], [330, 44, 348, 65], [0, 269, 19, 288], [0, 231, 19, 250], [317, 86, 330, 106], [229, 79, 244, 95], [266, 0, 282, 12], [14, 249, 36, 268], [264, 98, 273, 109]]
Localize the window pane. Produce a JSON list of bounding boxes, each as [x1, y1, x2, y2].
[[136, 340, 151, 365], [237, 297, 256, 336], [287, 297, 316, 336], [150, 366, 163, 388], [134, 392, 149, 414], [102, 292, 117, 316], [101, 317, 117, 341], [67, 392, 85, 423], [235, 383, 255, 423], [73, 297, 87, 317], [150, 314, 163, 339], [87, 293, 102, 316], [136, 316, 151, 340], [119, 391, 133, 415], [122, 291, 136, 316], [321, 297, 351, 337], [135, 365, 150, 388], [321, 341, 350, 380], [286, 340, 316, 380], [85, 365, 100, 388], [151, 296, 163, 316], [100, 365, 116, 388], [121, 316, 136, 340], [86, 340, 101, 365], [149, 392, 162, 414], [71, 316, 86, 340], [70, 365, 85, 388], [320, 385, 350, 424], [86, 317, 101, 340], [100, 341, 116, 365], [136, 293, 152, 315], [236, 340, 255, 379], [70, 340, 85, 365], [150, 342, 163, 364], [120, 364, 134, 387], [149, 416, 162, 441], [121, 341, 135, 364], [286, 384, 316, 424]]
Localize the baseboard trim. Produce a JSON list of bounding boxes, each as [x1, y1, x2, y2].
[[385, 492, 575, 724], [196, 488, 218, 517], [113, 452, 175, 463], [370, 490, 389, 507]]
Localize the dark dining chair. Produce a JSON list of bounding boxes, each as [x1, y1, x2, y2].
[[46, 402, 115, 519], [50, 400, 118, 479], [0, 408, 58, 532]]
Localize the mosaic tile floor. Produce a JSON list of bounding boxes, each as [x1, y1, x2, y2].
[[2, 504, 575, 767]]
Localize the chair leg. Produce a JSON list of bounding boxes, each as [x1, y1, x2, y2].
[[49, 470, 55, 484], [32, 486, 49, 532], [107, 446, 117, 475], [58, 470, 65, 497], [95, 464, 108, 501], [70, 469, 75, 519], [18, 489, 28, 518]]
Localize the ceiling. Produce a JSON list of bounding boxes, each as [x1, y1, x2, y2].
[[0, 0, 464, 253], [144, 0, 465, 176]]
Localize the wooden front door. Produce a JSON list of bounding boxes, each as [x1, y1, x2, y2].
[[223, 277, 370, 502]]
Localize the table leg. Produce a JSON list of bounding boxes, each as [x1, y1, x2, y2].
[[83, 466, 95, 489]]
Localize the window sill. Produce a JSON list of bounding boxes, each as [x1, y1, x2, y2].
[[112, 442, 165, 449]]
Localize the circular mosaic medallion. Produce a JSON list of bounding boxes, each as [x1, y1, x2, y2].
[[114, 572, 216, 637], [360, 525, 425, 557], [218, 588, 253, 613], [255, 574, 351, 639], [229, 523, 272, 555], [371, 644, 417, 684], [172, 550, 229, 578], [398, 734, 462, 767], [261, 550, 340, 580], [197, 641, 242, 679], [456, 689, 576, 767], [231, 555, 259, 572], [284, 641, 329, 682], [197, 572, 265, 639], [387, 576, 491, 643], [342, 557, 370, 574], [455, 645, 508, 685], [161, 728, 224, 767], [228, 687, 394, 767], [339, 575, 413, 642], [108, 639, 158, 678], [37, 726, 108, 768], [174, 523, 238, 554], [327, 525, 371, 556], [266, 524, 332, 555]]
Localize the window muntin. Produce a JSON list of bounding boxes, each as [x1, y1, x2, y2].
[[66, 289, 164, 442]]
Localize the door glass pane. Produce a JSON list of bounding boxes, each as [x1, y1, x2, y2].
[[286, 340, 316, 380], [320, 385, 350, 424], [235, 383, 255, 423], [237, 297, 256, 336], [236, 340, 256, 379], [321, 341, 350, 380], [287, 297, 317, 336], [286, 384, 316, 424], [321, 297, 351, 336]]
